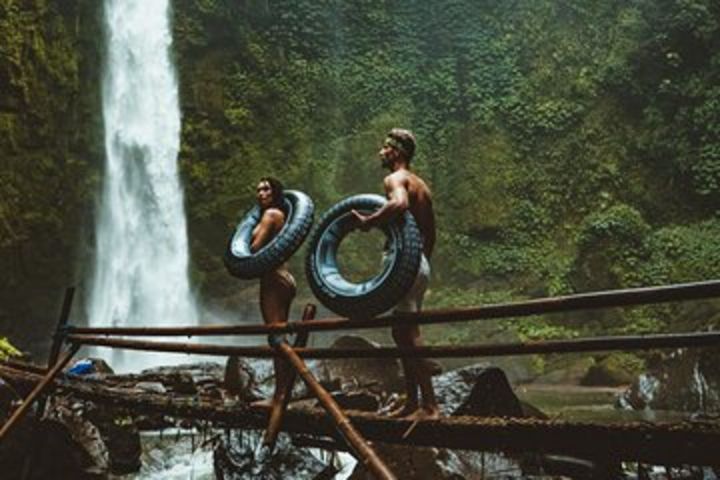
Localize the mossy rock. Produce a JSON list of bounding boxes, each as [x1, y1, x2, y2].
[[580, 353, 644, 386], [532, 355, 595, 385]]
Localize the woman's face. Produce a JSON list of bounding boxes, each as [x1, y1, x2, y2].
[[256, 180, 274, 209]]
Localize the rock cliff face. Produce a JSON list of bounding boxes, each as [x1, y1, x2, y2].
[[0, 0, 102, 357]]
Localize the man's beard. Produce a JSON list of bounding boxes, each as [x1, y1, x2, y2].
[[380, 154, 392, 169]]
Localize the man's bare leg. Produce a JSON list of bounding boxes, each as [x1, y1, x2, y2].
[[408, 325, 440, 419], [387, 325, 420, 417]]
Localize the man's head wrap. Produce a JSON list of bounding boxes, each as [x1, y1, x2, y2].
[[384, 128, 416, 162]]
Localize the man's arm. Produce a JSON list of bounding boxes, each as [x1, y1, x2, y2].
[[352, 175, 409, 229]]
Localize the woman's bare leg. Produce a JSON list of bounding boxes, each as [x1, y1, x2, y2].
[[258, 271, 296, 407]]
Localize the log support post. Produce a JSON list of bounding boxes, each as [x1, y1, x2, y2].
[[0, 345, 80, 443], [275, 341, 397, 480], [37, 287, 75, 416]]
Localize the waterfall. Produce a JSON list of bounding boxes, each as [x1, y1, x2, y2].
[[88, 0, 197, 372]]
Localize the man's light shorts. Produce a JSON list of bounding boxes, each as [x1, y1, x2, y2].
[[394, 254, 430, 313]]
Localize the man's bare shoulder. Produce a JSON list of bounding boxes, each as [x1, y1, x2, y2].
[[407, 171, 432, 196], [383, 170, 411, 187]]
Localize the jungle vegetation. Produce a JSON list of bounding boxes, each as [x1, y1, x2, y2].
[[1, 0, 720, 373]]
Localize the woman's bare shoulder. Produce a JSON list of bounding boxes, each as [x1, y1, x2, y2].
[[262, 207, 286, 223]]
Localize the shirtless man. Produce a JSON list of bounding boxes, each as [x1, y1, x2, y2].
[[352, 128, 440, 419]]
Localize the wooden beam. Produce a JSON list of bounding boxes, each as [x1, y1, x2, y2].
[[68, 330, 720, 359], [67, 279, 720, 336]]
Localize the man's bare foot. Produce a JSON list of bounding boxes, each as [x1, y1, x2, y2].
[[423, 405, 441, 419], [386, 402, 419, 418], [404, 406, 441, 421], [400, 407, 441, 439]]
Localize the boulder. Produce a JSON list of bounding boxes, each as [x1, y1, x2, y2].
[[350, 364, 530, 479], [322, 335, 403, 393], [580, 354, 641, 387], [0, 377, 20, 420], [348, 444, 524, 480], [213, 431, 334, 479], [618, 347, 720, 413], [433, 363, 524, 417], [0, 416, 108, 480], [223, 355, 260, 401]]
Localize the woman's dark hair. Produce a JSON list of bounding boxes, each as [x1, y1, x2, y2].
[[259, 176, 285, 210]]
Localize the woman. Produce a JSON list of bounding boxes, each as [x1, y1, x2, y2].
[[250, 176, 296, 408]]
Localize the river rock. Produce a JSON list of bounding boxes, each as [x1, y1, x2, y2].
[[432, 363, 524, 416], [348, 444, 525, 480], [350, 363, 532, 479], [0, 377, 20, 420], [213, 431, 334, 479], [0, 415, 108, 479], [618, 347, 720, 413], [323, 335, 403, 393], [224, 355, 259, 401]]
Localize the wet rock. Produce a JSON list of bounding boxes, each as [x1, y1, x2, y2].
[[323, 335, 403, 393], [617, 373, 660, 410], [531, 355, 595, 385], [331, 390, 381, 411], [134, 381, 167, 394], [0, 377, 20, 420], [618, 347, 720, 413], [47, 402, 111, 474], [65, 399, 142, 475], [350, 364, 536, 479], [452, 366, 524, 417], [580, 353, 641, 387], [224, 355, 259, 401], [213, 431, 332, 479], [0, 416, 108, 479], [348, 444, 525, 480], [433, 363, 524, 417]]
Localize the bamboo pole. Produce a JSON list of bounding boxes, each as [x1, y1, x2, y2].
[[47, 287, 75, 367], [68, 330, 720, 359], [0, 345, 80, 443], [67, 279, 720, 337], [263, 303, 316, 452], [38, 287, 75, 416], [275, 341, 397, 480]]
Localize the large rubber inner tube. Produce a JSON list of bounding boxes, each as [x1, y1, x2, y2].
[[224, 190, 314, 279], [305, 194, 422, 318]]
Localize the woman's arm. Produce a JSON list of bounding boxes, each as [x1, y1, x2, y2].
[[251, 208, 285, 252]]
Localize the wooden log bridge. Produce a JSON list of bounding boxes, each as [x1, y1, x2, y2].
[[3, 280, 720, 475], [1, 362, 719, 467]]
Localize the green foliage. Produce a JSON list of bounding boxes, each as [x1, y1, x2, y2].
[[577, 204, 650, 253], [0, 337, 21, 360], [5, 0, 720, 352]]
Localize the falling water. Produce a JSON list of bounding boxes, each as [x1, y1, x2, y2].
[[87, 0, 197, 372]]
